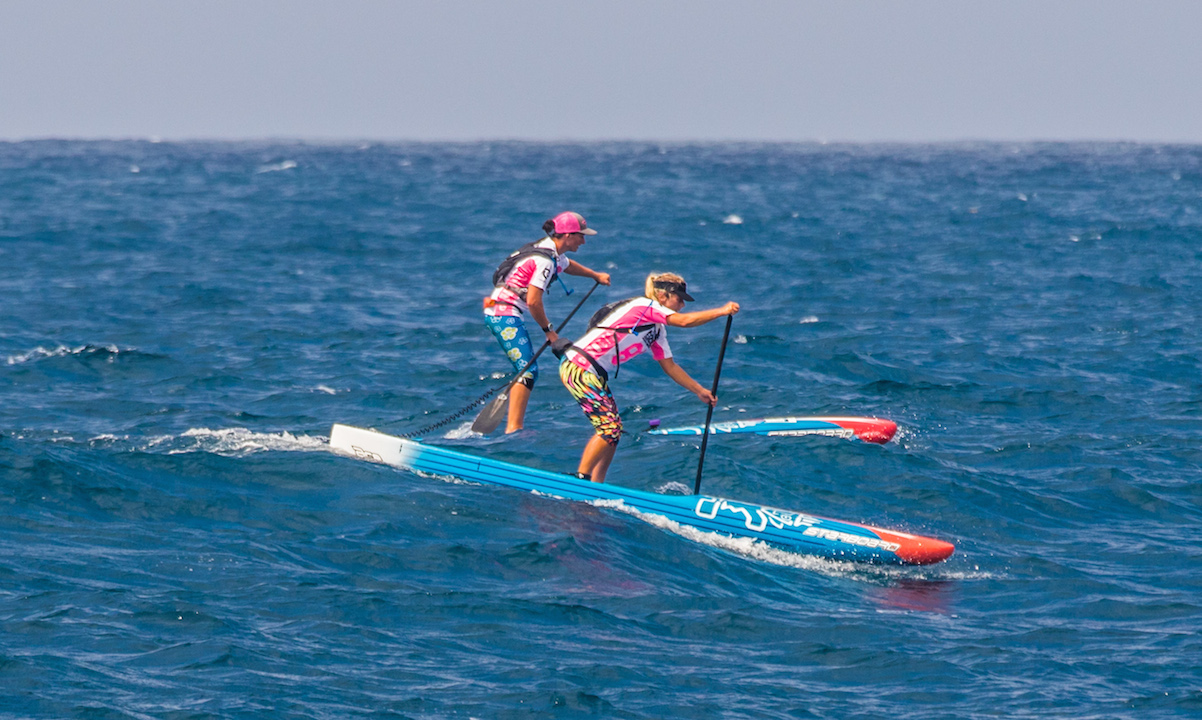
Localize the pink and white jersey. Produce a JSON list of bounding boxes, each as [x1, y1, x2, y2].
[[485, 238, 571, 317], [566, 297, 675, 376]]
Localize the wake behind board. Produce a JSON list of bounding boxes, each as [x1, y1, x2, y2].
[[328, 424, 952, 565], [648, 416, 898, 444]]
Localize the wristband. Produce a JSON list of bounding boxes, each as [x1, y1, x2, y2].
[[542, 324, 554, 333]]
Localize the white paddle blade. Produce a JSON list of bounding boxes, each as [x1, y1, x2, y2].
[[470, 390, 509, 435]]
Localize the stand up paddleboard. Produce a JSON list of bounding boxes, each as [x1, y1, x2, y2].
[[647, 416, 898, 444], [328, 424, 952, 565]]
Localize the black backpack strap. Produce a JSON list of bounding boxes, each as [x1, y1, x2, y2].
[[565, 346, 610, 384], [598, 323, 657, 334]]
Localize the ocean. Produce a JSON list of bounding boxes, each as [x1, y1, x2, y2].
[[1, 140, 1199, 719]]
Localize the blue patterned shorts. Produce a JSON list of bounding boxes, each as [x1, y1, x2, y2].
[[485, 314, 538, 388]]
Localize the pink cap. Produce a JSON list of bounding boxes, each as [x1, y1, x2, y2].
[[552, 211, 597, 235]]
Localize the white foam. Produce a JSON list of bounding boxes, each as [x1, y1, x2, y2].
[[6, 344, 123, 365], [167, 428, 328, 456], [410, 468, 476, 486], [800, 316, 819, 324], [723, 214, 744, 225], [653, 481, 692, 495], [256, 160, 297, 174], [442, 421, 482, 440]]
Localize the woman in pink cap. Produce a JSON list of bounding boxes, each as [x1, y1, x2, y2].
[[484, 211, 611, 434], [556, 271, 739, 483]]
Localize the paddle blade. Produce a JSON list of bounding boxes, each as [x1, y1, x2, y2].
[[470, 390, 509, 435]]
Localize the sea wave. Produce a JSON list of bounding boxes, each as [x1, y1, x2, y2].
[[7, 344, 125, 365]]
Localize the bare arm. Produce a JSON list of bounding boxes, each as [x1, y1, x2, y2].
[[657, 357, 716, 406], [564, 260, 611, 286], [525, 285, 559, 343], [666, 301, 740, 328]]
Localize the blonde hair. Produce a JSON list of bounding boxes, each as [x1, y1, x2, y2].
[[644, 272, 686, 301]]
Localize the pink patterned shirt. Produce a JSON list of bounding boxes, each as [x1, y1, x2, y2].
[[566, 297, 675, 376]]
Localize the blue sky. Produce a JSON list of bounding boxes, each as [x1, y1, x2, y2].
[[2, 1, 1199, 142]]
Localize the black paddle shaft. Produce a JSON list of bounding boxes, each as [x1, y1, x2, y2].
[[693, 314, 734, 495]]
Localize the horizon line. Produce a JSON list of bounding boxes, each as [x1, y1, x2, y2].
[[4, 135, 1201, 147]]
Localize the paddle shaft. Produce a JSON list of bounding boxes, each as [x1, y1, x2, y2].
[[693, 314, 734, 495]]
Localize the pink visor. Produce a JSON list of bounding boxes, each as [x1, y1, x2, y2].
[[552, 211, 597, 235]]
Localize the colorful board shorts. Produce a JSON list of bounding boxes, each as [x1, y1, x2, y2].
[[485, 314, 538, 388], [559, 358, 622, 446]]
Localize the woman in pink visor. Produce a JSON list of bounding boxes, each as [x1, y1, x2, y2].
[[484, 211, 611, 433]]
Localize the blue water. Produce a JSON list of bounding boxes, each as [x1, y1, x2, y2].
[[2, 140, 1200, 719]]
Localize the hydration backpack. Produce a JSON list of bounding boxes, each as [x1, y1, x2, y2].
[[492, 241, 558, 288]]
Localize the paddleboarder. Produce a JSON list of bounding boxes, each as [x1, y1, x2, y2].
[[556, 272, 739, 483], [484, 211, 611, 434]]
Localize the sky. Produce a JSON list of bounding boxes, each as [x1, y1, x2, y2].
[[2, 0, 1200, 143]]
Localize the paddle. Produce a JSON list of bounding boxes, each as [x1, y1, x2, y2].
[[693, 314, 734, 495], [471, 280, 600, 435]]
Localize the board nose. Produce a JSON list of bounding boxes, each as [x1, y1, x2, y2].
[[895, 537, 956, 565], [872, 527, 956, 565]]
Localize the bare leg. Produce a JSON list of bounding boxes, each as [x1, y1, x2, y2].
[[578, 434, 617, 483], [506, 383, 531, 434]]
